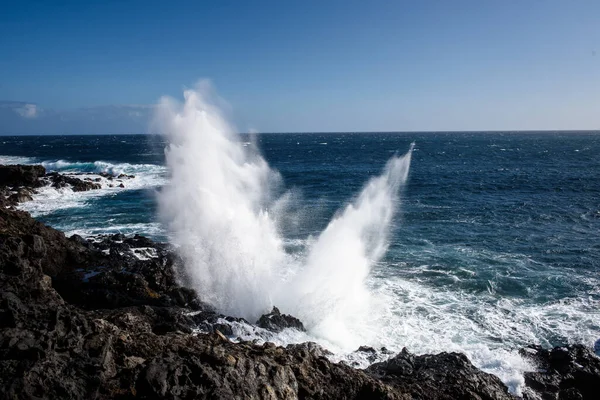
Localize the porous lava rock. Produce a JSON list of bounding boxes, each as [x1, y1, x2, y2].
[[46, 172, 101, 191], [0, 165, 46, 188], [367, 347, 513, 400], [520, 344, 600, 400], [256, 306, 306, 333]]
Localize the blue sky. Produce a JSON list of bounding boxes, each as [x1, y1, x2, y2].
[[1, 0, 599, 133]]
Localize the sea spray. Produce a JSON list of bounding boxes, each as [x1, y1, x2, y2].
[[279, 147, 414, 347], [156, 84, 286, 319], [155, 83, 414, 347]]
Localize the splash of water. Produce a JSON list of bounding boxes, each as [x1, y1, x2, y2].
[[156, 82, 413, 347], [279, 149, 413, 347]]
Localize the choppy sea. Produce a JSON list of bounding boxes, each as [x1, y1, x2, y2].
[[2, 131, 599, 393]]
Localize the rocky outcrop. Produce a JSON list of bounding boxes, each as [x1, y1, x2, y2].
[[520, 345, 600, 400], [0, 164, 109, 209], [257, 306, 306, 333], [0, 205, 400, 399], [367, 348, 513, 399], [0, 207, 99, 276], [0, 165, 46, 208], [0, 165, 46, 188], [46, 172, 102, 191]]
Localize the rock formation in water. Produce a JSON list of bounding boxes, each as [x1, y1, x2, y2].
[[256, 306, 306, 333], [519, 345, 600, 400], [0, 164, 598, 399]]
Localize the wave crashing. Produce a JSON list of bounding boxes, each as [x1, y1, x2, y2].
[[156, 83, 413, 348]]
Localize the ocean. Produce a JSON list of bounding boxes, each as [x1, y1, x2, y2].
[[1, 130, 599, 393]]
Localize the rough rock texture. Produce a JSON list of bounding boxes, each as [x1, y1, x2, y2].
[[0, 207, 98, 276], [0, 205, 402, 399], [0, 165, 46, 188], [256, 306, 306, 333], [367, 348, 513, 400], [0, 164, 107, 208], [46, 172, 102, 191], [520, 345, 600, 400]]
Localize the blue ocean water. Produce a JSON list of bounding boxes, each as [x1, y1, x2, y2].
[[2, 131, 599, 389]]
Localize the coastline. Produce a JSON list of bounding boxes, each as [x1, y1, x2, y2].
[[1, 164, 598, 399]]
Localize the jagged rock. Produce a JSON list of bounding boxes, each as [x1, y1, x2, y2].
[[520, 344, 600, 400], [0, 207, 399, 399], [351, 345, 383, 364], [0, 208, 99, 276], [366, 347, 514, 399], [286, 342, 333, 358], [8, 189, 33, 204], [0, 165, 45, 188], [256, 306, 306, 333], [46, 172, 101, 191]]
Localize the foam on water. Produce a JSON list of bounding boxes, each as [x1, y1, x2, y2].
[[157, 85, 424, 354], [372, 274, 599, 393], [65, 222, 165, 239], [0, 155, 35, 164], [3, 95, 597, 395], [7, 158, 167, 217], [150, 84, 600, 395], [156, 84, 413, 332], [41, 159, 166, 178]]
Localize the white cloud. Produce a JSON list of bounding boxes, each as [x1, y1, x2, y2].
[[14, 103, 38, 119]]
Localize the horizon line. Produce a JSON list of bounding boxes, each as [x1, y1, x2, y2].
[[1, 129, 599, 137]]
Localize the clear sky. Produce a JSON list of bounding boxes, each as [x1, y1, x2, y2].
[[1, 0, 599, 133]]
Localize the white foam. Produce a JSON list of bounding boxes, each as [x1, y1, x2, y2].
[[41, 159, 167, 179], [155, 83, 414, 351], [131, 247, 159, 260], [361, 274, 600, 395], [151, 84, 600, 395], [18, 185, 105, 216], [65, 222, 165, 239], [2, 154, 166, 218], [15, 161, 167, 217], [0, 155, 36, 165]]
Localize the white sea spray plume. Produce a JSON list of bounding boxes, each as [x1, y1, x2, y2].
[[278, 146, 414, 348], [155, 83, 287, 319], [155, 82, 415, 346]]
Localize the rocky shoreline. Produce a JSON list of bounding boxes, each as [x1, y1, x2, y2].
[[1, 164, 598, 399]]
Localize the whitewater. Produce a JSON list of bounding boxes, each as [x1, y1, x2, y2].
[[2, 88, 599, 395], [156, 85, 414, 350]]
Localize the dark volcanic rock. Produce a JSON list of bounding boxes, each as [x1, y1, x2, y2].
[[0, 207, 400, 399], [520, 344, 600, 400], [0, 165, 45, 188], [2, 173, 598, 399], [7, 188, 33, 204], [0, 208, 98, 276], [256, 306, 306, 333], [0, 204, 521, 399], [46, 172, 101, 191], [366, 347, 513, 400]]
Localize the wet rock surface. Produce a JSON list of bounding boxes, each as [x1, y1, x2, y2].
[[0, 165, 46, 188], [256, 306, 306, 333], [0, 163, 136, 208], [367, 348, 513, 399], [0, 165, 46, 208], [0, 204, 401, 399], [1, 164, 599, 399], [520, 345, 600, 400], [45, 172, 102, 191]]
